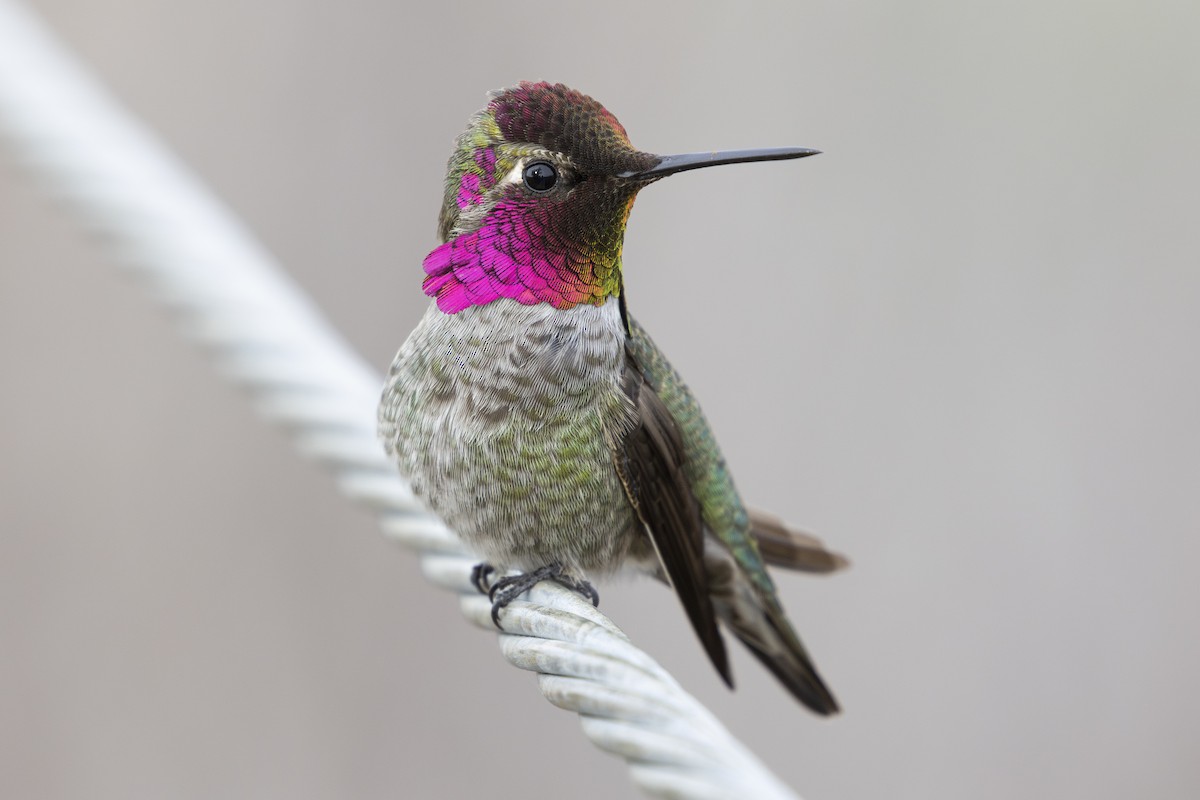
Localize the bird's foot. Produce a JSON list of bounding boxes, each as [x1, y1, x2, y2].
[[553, 573, 600, 608], [470, 563, 495, 595], [487, 562, 600, 628]]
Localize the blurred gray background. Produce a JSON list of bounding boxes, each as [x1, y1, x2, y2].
[[2, 1, 1198, 798]]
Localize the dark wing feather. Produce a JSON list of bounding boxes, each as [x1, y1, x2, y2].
[[612, 347, 731, 686]]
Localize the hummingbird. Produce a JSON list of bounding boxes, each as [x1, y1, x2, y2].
[[379, 82, 846, 714]]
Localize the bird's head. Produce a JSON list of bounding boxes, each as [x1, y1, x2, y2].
[[424, 82, 817, 314]]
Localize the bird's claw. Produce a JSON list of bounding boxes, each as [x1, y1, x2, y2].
[[555, 574, 600, 607], [485, 562, 601, 628], [470, 563, 495, 595]]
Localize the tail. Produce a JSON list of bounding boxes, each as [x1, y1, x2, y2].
[[748, 510, 850, 574], [706, 540, 841, 715]]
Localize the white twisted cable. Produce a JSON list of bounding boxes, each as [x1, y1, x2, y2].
[[0, 2, 803, 797]]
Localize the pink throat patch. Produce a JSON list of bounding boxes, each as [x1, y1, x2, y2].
[[422, 203, 605, 314]]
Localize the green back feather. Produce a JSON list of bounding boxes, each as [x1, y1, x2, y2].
[[626, 316, 778, 598]]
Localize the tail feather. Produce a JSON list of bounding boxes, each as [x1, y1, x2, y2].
[[748, 510, 850, 574], [733, 606, 840, 715], [706, 539, 841, 715]]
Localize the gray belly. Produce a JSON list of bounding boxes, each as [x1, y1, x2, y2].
[[378, 299, 645, 574]]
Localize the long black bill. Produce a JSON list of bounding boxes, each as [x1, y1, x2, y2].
[[619, 146, 820, 179]]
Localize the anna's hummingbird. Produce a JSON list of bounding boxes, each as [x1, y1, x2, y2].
[[379, 82, 846, 715]]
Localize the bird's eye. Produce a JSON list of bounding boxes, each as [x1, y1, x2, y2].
[[523, 161, 557, 192]]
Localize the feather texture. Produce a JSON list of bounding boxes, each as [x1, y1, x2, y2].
[[749, 510, 850, 573]]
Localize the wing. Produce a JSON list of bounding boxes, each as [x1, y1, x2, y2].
[[624, 314, 842, 714], [626, 315, 850, 581], [623, 315, 777, 592], [611, 346, 731, 686]]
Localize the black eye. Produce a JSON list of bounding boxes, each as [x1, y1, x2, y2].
[[523, 161, 557, 192]]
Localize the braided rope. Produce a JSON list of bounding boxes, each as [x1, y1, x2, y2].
[[0, 2, 802, 797]]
